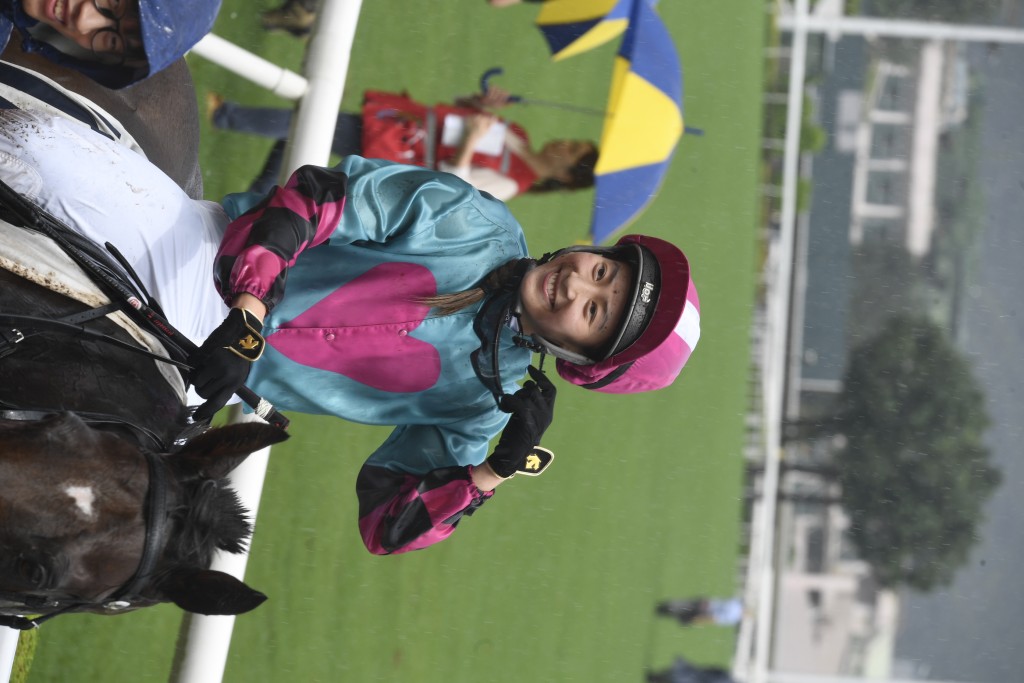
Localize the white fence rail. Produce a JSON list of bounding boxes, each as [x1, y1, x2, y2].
[[170, 1, 362, 681]]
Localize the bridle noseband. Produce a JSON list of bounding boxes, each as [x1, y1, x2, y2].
[[0, 412, 170, 629]]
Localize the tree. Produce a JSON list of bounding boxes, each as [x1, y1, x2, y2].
[[800, 314, 1000, 591]]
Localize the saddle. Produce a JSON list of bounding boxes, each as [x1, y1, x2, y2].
[[0, 183, 189, 405]]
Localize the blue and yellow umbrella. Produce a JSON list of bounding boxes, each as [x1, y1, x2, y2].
[[590, 0, 683, 243], [535, 0, 632, 61]]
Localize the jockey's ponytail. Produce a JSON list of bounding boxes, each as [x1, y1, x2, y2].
[[419, 259, 533, 316]]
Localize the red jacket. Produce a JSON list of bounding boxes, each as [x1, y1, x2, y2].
[[361, 90, 539, 195]]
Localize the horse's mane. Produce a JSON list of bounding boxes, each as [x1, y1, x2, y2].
[[164, 477, 253, 568]]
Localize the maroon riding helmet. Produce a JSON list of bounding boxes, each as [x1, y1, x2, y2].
[[526, 234, 701, 394]]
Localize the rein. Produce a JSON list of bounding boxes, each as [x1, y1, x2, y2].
[[0, 178, 290, 428], [0, 312, 191, 369], [0, 431, 169, 630]]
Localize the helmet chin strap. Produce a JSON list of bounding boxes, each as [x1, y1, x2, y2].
[[511, 297, 597, 367]]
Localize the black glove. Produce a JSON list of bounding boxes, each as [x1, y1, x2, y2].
[[190, 307, 265, 422], [487, 365, 557, 479]]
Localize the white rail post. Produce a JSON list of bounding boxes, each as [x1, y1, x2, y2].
[[189, 34, 309, 100], [0, 627, 18, 683], [169, 1, 363, 681]]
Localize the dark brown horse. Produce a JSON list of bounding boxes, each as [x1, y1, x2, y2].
[[0, 261, 287, 624], [0, 34, 204, 199]]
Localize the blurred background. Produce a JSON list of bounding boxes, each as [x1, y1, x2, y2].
[[10, 0, 1024, 681]]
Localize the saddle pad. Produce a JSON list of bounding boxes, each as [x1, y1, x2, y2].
[[0, 219, 187, 404]]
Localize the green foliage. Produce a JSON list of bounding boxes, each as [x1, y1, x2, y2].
[[795, 178, 814, 213], [800, 123, 827, 153], [11, 630, 37, 683], [836, 314, 999, 591]]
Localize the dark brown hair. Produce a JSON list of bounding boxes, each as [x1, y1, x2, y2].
[[418, 259, 527, 316], [528, 145, 599, 194]]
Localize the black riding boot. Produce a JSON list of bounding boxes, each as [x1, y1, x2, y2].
[[261, 0, 320, 37]]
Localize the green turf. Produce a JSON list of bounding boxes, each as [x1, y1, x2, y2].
[[25, 1, 763, 680]]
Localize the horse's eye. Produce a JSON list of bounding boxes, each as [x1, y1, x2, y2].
[[17, 557, 49, 588]]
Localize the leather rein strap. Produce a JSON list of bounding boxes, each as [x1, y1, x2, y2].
[[0, 311, 191, 369]]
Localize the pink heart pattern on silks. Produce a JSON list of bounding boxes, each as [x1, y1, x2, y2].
[[266, 262, 441, 393]]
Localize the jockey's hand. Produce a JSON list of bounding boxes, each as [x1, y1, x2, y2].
[[487, 366, 556, 478], [190, 307, 265, 422]]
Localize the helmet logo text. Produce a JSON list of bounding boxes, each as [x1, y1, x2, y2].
[[640, 281, 655, 304]]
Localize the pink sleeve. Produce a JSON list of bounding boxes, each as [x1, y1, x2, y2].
[[356, 464, 495, 555], [214, 165, 348, 309]]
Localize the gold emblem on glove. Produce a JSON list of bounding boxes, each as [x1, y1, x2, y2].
[[238, 335, 262, 351], [224, 308, 266, 362], [516, 447, 554, 477]]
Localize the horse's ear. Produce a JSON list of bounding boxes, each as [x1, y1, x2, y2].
[[173, 423, 289, 480], [157, 568, 267, 615]]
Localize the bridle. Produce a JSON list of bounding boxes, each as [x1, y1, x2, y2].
[[0, 410, 170, 629]]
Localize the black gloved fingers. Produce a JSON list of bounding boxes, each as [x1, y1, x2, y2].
[[192, 387, 235, 423], [195, 307, 265, 361], [527, 365, 555, 393], [526, 367, 556, 412], [189, 307, 260, 410], [499, 383, 530, 412], [192, 358, 227, 398], [191, 349, 249, 397], [499, 382, 543, 414]]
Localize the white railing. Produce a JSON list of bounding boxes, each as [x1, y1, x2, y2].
[[0, 629, 16, 683], [169, 2, 362, 681]]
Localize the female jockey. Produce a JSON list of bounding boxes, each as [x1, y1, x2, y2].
[[0, 109, 701, 556]]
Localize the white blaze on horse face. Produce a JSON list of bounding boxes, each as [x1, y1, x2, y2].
[[63, 485, 97, 519]]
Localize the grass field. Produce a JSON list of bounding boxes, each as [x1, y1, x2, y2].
[[23, 1, 764, 680]]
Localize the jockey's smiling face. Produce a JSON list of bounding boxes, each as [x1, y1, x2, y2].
[[518, 250, 634, 358], [20, 0, 143, 64]]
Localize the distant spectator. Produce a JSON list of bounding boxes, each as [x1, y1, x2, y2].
[[646, 656, 738, 683], [207, 86, 598, 201], [655, 596, 744, 627], [259, 0, 317, 37]]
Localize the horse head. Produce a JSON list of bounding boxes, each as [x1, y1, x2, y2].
[[0, 413, 288, 621]]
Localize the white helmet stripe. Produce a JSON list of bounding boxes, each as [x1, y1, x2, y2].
[[675, 299, 701, 351]]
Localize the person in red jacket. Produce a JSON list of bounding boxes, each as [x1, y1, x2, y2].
[[207, 85, 598, 201]]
